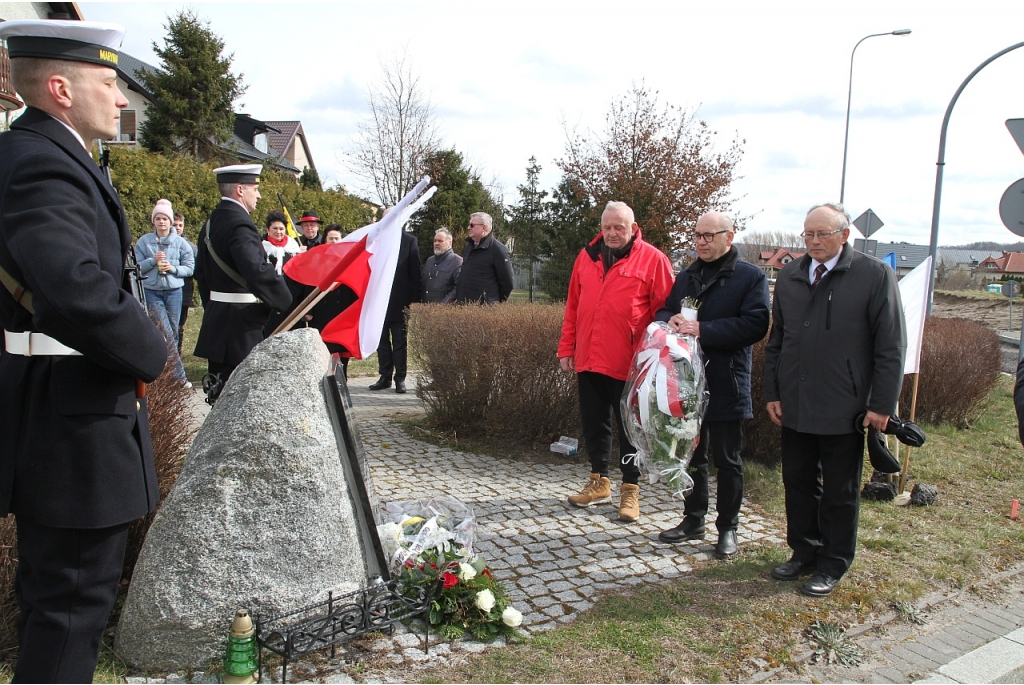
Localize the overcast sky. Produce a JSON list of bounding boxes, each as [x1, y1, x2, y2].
[[82, 1, 1024, 247]]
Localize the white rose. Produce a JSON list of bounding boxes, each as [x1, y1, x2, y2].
[[501, 606, 523, 627], [475, 589, 495, 612], [458, 563, 477, 581]]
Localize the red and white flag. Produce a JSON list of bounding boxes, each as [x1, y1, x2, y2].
[[898, 255, 931, 375], [284, 177, 436, 358]]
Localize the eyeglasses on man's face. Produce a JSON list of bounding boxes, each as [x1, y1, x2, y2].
[[694, 229, 728, 243], [468, 222, 485, 228], [802, 227, 845, 241]]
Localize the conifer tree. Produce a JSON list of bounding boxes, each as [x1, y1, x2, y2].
[[139, 10, 245, 162]]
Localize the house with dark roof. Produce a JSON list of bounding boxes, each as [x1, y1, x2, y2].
[[111, 51, 308, 176], [265, 121, 315, 176]]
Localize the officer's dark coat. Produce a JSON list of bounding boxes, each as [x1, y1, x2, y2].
[[0, 107, 168, 529], [384, 232, 421, 322], [194, 200, 291, 366]]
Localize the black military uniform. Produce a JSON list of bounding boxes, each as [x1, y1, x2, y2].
[[194, 167, 291, 391], [0, 20, 168, 683]]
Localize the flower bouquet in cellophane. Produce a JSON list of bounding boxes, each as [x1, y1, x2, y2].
[[621, 320, 708, 498]]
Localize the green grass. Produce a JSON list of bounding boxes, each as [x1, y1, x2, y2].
[[935, 288, 1005, 302], [410, 375, 1024, 683]]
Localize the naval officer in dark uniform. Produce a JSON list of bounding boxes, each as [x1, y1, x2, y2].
[[194, 164, 291, 402], [0, 20, 169, 682]]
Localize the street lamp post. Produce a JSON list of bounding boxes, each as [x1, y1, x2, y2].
[[839, 29, 911, 204]]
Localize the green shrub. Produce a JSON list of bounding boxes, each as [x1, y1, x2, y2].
[[407, 302, 579, 441], [899, 317, 1000, 428], [107, 147, 375, 243]]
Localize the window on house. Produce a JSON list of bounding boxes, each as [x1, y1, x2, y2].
[[111, 109, 136, 142], [254, 132, 268, 153]]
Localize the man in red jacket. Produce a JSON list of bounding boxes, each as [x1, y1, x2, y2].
[[558, 201, 675, 522]]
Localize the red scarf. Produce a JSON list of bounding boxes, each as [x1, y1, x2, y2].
[[267, 234, 288, 248]]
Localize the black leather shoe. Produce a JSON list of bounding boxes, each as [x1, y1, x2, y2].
[[658, 518, 705, 543], [368, 377, 392, 391], [395, 381, 407, 394], [799, 573, 840, 598], [771, 558, 816, 581], [715, 529, 738, 558]]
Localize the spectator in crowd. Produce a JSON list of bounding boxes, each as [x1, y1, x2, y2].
[[764, 202, 906, 597], [134, 199, 194, 386], [324, 224, 345, 243], [298, 210, 322, 249], [174, 211, 198, 356], [310, 224, 356, 377], [655, 211, 770, 558], [455, 212, 514, 304], [262, 210, 302, 275], [559, 201, 674, 523], [194, 165, 292, 401], [422, 228, 462, 303], [369, 230, 421, 393]]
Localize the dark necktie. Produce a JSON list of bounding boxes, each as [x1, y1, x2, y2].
[[812, 264, 827, 288]]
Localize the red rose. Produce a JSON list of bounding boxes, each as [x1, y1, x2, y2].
[[482, 568, 493, 579], [442, 572, 458, 589]]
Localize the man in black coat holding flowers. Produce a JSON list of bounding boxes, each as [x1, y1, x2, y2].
[[655, 211, 770, 558]]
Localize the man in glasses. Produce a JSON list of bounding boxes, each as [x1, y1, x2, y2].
[[454, 212, 514, 304], [559, 201, 674, 523], [763, 203, 905, 597], [655, 212, 770, 558]]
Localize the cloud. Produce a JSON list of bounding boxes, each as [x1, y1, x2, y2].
[[516, 49, 598, 87], [700, 96, 938, 122], [298, 74, 365, 115], [763, 150, 805, 170]]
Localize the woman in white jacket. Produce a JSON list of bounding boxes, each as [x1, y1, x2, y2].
[[262, 210, 302, 274]]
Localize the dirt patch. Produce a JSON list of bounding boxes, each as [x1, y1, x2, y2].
[[933, 291, 1017, 331]]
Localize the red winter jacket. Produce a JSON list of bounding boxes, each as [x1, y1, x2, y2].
[[558, 230, 675, 381]]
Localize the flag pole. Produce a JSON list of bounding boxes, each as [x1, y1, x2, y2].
[[270, 284, 336, 336], [897, 372, 921, 494]]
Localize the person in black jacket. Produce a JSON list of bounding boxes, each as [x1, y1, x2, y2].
[[0, 20, 169, 682], [454, 212, 514, 304], [369, 230, 421, 393], [194, 165, 292, 402], [298, 210, 323, 249], [655, 212, 770, 558]]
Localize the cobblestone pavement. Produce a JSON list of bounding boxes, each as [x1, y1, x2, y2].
[[347, 375, 784, 635]]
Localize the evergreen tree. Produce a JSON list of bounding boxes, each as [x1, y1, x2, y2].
[[408, 149, 504, 261], [506, 157, 549, 301], [299, 166, 322, 191], [139, 10, 246, 162], [539, 176, 597, 302]]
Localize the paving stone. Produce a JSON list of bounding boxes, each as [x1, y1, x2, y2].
[[554, 589, 582, 602], [394, 632, 422, 648]]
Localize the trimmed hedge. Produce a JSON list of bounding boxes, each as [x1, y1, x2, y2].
[[107, 147, 374, 243], [407, 302, 580, 441]]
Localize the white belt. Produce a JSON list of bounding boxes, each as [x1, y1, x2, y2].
[[4, 330, 82, 356], [210, 291, 261, 304]]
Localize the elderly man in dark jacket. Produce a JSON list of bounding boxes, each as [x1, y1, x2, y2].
[[764, 202, 905, 598], [455, 212, 514, 303], [422, 228, 462, 303], [655, 212, 770, 557]]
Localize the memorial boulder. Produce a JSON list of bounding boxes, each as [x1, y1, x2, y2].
[[116, 329, 369, 670]]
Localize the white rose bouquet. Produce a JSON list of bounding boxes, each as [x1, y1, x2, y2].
[[621, 321, 708, 498]]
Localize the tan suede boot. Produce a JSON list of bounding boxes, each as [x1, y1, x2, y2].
[[568, 473, 612, 507], [618, 483, 640, 522]]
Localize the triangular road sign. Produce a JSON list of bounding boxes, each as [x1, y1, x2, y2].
[[1007, 119, 1024, 157]]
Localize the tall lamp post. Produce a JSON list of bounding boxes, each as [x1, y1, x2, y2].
[[925, 41, 1024, 315], [839, 29, 912, 204]]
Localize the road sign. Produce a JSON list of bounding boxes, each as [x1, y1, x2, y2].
[[1007, 119, 1024, 156], [852, 209, 884, 238], [853, 239, 878, 256], [1003, 280, 1021, 299], [1000, 178, 1024, 236]]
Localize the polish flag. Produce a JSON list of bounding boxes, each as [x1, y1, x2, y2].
[[284, 177, 436, 358], [898, 255, 931, 375]]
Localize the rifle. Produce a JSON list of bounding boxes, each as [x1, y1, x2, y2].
[[98, 140, 148, 399], [277, 193, 302, 240]]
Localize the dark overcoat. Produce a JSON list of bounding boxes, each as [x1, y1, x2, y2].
[[455, 233, 514, 304], [656, 247, 770, 421], [422, 249, 462, 303], [384, 232, 421, 322], [194, 200, 291, 366], [0, 107, 168, 528]]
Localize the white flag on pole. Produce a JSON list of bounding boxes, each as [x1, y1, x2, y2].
[[898, 255, 932, 375]]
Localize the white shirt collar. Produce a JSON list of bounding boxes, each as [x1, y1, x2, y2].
[[809, 252, 842, 281], [47, 113, 87, 150], [221, 196, 250, 213]]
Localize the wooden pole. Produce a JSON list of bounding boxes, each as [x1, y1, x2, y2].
[[270, 283, 337, 336], [897, 373, 921, 494]]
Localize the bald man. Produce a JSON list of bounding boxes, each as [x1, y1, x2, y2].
[[655, 212, 770, 558]]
